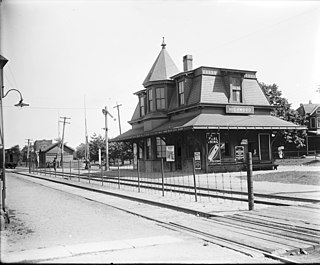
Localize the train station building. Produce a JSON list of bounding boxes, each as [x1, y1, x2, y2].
[[112, 41, 305, 172]]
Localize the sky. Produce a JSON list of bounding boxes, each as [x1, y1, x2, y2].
[[1, 0, 320, 150]]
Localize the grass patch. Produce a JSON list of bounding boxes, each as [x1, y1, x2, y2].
[[275, 158, 320, 166], [253, 171, 320, 185]]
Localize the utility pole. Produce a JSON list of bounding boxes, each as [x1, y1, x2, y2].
[[25, 139, 32, 170], [59, 116, 71, 171], [113, 102, 122, 135], [102, 106, 113, 171]]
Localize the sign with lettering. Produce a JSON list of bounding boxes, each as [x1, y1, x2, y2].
[[207, 133, 221, 164], [226, 105, 254, 114], [202, 69, 218, 75], [166, 145, 175, 162], [194, 152, 201, 170], [235, 146, 244, 162]]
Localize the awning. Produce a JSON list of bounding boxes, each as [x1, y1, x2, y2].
[[111, 114, 306, 142]]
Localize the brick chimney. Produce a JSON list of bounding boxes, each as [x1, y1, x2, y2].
[[309, 100, 312, 104], [183, 55, 193, 72]]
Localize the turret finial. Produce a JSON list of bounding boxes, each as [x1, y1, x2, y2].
[[161, 37, 166, 49]]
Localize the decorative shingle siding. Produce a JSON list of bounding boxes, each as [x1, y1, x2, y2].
[[242, 79, 270, 106], [200, 75, 228, 104]]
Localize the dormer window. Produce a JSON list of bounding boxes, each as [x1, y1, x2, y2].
[[148, 89, 153, 112], [310, 117, 316, 128], [156, 87, 165, 110], [178, 81, 185, 106], [139, 94, 145, 116], [230, 77, 242, 103]]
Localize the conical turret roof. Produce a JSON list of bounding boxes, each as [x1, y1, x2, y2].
[[143, 40, 179, 87]]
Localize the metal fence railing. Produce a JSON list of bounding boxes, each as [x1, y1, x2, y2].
[[28, 157, 254, 207]]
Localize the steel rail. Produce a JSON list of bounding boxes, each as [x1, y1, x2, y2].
[[13, 170, 305, 264], [30, 168, 320, 205]]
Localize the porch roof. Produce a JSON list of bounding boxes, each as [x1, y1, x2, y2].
[[111, 114, 306, 142]]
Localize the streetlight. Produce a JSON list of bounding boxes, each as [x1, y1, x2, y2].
[[0, 56, 29, 220]]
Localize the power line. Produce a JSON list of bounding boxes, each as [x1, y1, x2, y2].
[[2, 105, 102, 110]]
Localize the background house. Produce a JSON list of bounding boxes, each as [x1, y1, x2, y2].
[[297, 101, 320, 154]]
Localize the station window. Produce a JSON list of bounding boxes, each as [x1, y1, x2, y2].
[[317, 117, 320, 128], [156, 87, 165, 110], [221, 142, 230, 157], [310, 117, 316, 128], [148, 89, 153, 112], [146, 138, 152, 159], [139, 95, 145, 116], [230, 77, 242, 103], [156, 137, 166, 158], [178, 81, 185, 106]]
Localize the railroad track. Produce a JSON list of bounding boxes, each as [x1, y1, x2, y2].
[[22, 168, 320, 206], [12, 170, 320, 263]]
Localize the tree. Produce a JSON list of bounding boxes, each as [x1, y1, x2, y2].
[[259, 82, 307, 149], [75, 143, 86, 160], [7, 145, 22, 165], [109, 141, 133, 165], [89, 133, 105, 163]]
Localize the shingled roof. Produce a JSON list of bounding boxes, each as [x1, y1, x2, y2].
[[143, 41, 179, 87], [297, 103, 320, 115], [113, 113, 306, 142]]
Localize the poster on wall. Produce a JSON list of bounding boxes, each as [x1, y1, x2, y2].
[[133, 143, 137, 168], [235, 146, 244, 162], [194, 151, 201, 170], [207, 133, 221, 163], [166, 145, 175, 162]]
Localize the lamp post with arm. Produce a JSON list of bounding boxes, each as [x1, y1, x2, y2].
[[0, 56, 29, 220]]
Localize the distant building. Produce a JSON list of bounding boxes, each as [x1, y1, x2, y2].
[[38, 142, 74, 168], [112, 41, 305, 172], [297, 101, 320, 154]]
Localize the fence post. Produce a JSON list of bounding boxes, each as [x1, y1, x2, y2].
[[161, 158, 165, 196], [69, 160, 72, 179], [88, 164, 90, 184], [137, 159, 141, 192], [101, 163, 103, 186], [117, 160, 120, 189], [246, 152, 254, 210], [192, 158, 198, 202], [78, 159, 80, 182]]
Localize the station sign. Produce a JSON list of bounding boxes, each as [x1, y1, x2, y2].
[[226, 105, 254, 114]]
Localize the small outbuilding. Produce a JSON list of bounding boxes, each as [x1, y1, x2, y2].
[[38, 142, 74, 168]]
